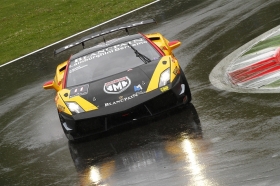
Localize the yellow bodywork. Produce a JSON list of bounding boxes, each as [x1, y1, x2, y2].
[[56, 89, 98, 115], [146, 56, 170, 92], [43, 60, 67, 91], [44, 61, 98, 116], [145, 32, 181, 92], [145, 32, 181, 56], [146, 56, 180, 92], [55, 93, 71, 115]]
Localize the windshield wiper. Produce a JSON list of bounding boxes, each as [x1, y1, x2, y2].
[[127, 43, 151, 64]]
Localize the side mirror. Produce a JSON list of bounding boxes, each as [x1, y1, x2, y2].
[[168, 40, 181, 50], [43, 80, 58, 91]]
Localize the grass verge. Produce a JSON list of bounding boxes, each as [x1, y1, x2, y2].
[[0, 0, 154, 65], [244, 34, 280, 55]]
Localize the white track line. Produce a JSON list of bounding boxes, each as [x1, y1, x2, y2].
[[0, 0, 160, 68]]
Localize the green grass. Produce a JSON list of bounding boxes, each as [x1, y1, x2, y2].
[[244, 34, 280, 55], [263, 79, 280, 88], [0, 0, 154, 65]]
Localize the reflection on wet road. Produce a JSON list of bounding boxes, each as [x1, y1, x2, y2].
[[69, 103, 203, 185], [1, 0, 280, 185]]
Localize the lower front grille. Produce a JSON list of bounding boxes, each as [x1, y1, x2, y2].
[[107, 104, 150, 125], [76, 117, 105, 135], [75, 90, 181, 135], [145, 90, 180, 114]]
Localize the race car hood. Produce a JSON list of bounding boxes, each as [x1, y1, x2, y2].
[[58, 56, 174, 119], [82, 64, 153, 108]]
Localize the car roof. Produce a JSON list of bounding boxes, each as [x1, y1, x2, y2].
[[70, 33, 144, 61]]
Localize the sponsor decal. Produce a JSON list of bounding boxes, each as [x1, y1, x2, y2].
[[70, 84, 89, 98], [142, 81, 145, 85], [93, 97, 96, 101], [134, 84, 142, 92], [104, 76, 131, 94], [57, 104, 65, 112], [160, 86, 169, 92], [173, 66, 180, 75], [105, 93, 138, 107], [136, 91, 146, 95], [69, 38, 147, 70], [134, 84, 146, 95], [69, 65, 88, 74]]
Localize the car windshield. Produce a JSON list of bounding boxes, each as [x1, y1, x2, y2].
[[66, 37, 161, 87]]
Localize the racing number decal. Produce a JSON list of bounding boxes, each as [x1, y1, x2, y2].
[[69, 84, 89, 98]]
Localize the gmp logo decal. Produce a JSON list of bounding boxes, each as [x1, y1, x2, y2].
[[104, 76, 131, 94]]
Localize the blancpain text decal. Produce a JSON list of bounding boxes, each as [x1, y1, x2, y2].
[[69, 38, 147, 70], [105, 93, 138, 107]]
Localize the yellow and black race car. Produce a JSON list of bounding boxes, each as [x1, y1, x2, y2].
[[43, 19, 192, 141]]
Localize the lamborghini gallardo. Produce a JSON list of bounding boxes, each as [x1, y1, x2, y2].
[[43, 19, 192, 141]]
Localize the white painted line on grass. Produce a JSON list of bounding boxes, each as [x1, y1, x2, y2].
[[0, 0, 160, 68]]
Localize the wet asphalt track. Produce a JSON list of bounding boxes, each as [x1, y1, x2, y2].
[[1, 0, 280, 185]]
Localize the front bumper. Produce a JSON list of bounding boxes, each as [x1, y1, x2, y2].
[[60, 76, 190, 140]]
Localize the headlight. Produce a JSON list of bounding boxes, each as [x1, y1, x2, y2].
[[66, 102, 84, 114], [159, 68, 170, 87]]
